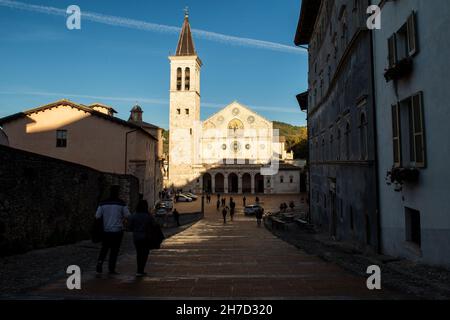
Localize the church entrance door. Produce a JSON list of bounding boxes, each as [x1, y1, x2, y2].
[[215, 173, 224, 193], [242, 173, 251, 193], [228, 173, 238, 193]]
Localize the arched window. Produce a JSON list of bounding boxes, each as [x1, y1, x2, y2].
[[360, 113, 368, 160], [228, 119, 244, 137], [176, 68, 182, 91], [345, 122, 351, 160], [184, 67, 190, 91]]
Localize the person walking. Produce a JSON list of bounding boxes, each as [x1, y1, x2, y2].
[[127, 200, 154, 277], [243, 196, 246, 207], [216, 199, 221, 212], [222, 198, 226, 207], [289, 201, 295, 212], [230, 199, 236, 221], [256, 196, 260, 204], [256, 207, 264, 227], [95, 185, 130, 275], [173, 208, 180, 227], [222, 206, 228, 224]]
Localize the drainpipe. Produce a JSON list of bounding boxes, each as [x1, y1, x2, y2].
[[369, 27, 382, 254]]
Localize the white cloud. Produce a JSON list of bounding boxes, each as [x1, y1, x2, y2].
[[0, 0, 306, 54]]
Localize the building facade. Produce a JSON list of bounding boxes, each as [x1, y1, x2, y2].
[[371, 0, 450, 267], [295, 0, 379, 251], [168, 13, 302, 194], [0, 127, 8, 146], [0, 100, 163, 206]]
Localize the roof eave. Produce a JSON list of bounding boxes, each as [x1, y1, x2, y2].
[[294, 0, 322, 46]]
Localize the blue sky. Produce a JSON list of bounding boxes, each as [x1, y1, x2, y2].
[[0, 0, 308, 129]]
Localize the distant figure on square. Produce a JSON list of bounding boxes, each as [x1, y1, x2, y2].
[[230, 199, 236, 221], [256, 207, 264, 227], [95, 185, 130, 275], [243, 196, 246, 207], [128, 200, 154, 277], [289, 201, 295, 211], [216, 199, 221, 211], [222, 206, 229, 224]]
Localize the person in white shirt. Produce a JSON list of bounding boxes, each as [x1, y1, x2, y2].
[[95, 185, 131, 274]]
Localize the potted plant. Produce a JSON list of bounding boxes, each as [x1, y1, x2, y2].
[[386, 167, 420, 192], [384, 57, 413, 82]]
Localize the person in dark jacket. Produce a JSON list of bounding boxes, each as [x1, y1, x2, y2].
[[128, 200, 154, 277], [230, 200, 236, 221], [256, 207, 264, 227], [222, 206, 228, 224]]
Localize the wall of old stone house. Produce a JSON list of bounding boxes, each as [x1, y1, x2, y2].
[[306, 0, 379, 251], [0, 145, 139, 256]]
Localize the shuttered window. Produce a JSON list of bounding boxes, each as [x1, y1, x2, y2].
[[388, 34, 397, 68], [407, 12, 418, 56], [392, 104, 401, 167], [409, 92, 425, 167]]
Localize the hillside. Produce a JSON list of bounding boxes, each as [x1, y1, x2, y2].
[[272, 121, 308, 159]]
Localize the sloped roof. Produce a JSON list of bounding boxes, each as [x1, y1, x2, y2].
[[0, 99, 157, 141], [89, 103, 118, 114], [176, 15, 196, 56], [202, 101, 272, 126]]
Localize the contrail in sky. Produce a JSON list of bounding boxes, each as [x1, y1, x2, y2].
[[0, 0, 306, 54], [0, 90, 301, 114]]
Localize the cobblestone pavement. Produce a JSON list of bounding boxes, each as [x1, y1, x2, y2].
[[29, 195, 403, 299], [0, 213, 201, 298]]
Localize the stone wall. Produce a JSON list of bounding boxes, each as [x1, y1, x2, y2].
[[0, 145, 139, 256]]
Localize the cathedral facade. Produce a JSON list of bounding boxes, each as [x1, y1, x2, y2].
[[167, 13, 301, 195]]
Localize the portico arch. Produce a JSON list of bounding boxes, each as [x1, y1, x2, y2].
[[242, 173, 251, 193], [203, 173, 212, 193], [214, 173, 224, 193], [228, 173, 238, 193]]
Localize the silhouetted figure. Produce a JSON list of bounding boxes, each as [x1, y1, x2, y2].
[[256, 207, 264, 227], [289, 201, 295, 211], [230, 199, 236, 221], [243, 196, 246, 207], [222, 206, 228, 224], [221, 198, 226, 207], [216, 199, 220, 211], [256, 196, 260, 203], [128, 200, 153, 277], [95, 185, 130, 275], [173, 209, 180, 226]]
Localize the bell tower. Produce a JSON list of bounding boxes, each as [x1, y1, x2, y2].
[[168, 10, 202, 188]]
